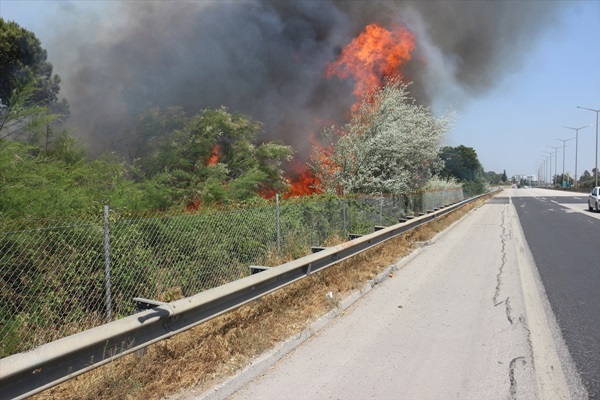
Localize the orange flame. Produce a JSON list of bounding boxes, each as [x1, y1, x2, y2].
[[207, 144, 221, 165], [326, 23, 415, 104], [283, 159, 322, 198], [285, 168, 322, 198]]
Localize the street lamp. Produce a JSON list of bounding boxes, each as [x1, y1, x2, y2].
[[538, 158, 548, 184], [556, 138, 575, 187], [577, 106, 600, 187], [543, 150, 555, 185], [546, 146, 560, 186], [563, 125, 590, 188]]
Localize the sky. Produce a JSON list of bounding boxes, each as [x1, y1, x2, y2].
[[1, 0, 599, 181], [442, 1, 600, 180]]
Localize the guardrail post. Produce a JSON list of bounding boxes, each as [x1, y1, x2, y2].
[[103, 205, 113, 323], [276, 194, 281, 256]]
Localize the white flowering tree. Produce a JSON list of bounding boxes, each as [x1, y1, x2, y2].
[[311, 79, 454, 195]]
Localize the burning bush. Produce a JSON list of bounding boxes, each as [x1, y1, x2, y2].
[[311, 79, 454, 195]]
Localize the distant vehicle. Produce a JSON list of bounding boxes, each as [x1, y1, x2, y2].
[[589, 186, 600, 212]]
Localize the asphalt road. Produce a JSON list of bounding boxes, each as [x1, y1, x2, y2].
[[195, 189, 595, 400], [511, 188, 600, 399]]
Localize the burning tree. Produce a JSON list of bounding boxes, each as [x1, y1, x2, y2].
[[131, 107, 293, 207], [311, 78, 454, 195]]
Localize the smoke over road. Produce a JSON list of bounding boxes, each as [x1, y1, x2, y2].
[[50, 0, 566, 156]]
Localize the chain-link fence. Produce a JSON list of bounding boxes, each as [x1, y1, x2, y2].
[[0, 188, 462, 357]]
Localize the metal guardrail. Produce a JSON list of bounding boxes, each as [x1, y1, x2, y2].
[[0, 192, 492, 400]]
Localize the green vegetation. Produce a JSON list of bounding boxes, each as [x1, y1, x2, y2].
[[437, 145, 493, 196], [1, 192, 456, 357], [0, 20, 466, 358], [578, 169, 598, 188]]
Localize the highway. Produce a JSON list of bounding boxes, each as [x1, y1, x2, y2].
[[511, 189, 600, 399], [196, 189, 597, 400]]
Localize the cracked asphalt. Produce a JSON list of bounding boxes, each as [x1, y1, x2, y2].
[[203, 190, 589, 400]]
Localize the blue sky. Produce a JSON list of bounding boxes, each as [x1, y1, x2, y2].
[[441, 1, 600, 179], [1, 0, 599, 180]]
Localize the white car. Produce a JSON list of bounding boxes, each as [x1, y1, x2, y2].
[[589, 186, 600, 212]]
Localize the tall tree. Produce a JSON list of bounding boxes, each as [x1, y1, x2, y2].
[[438, 145, 487, 195], [1, 19, 69, 146], [438, 145, 483, 182], [0, 19, 61, 107]]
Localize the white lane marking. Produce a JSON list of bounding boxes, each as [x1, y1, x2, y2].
[[509, 196, 571, 399]]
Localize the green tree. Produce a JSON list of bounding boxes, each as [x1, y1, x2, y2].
[[135, 107, 293, 205], [0, 19, 61, 107], [438, 145, 487, 195], [1, 19, 69, 150], [501, 170, 507, 182], [578, 169, 597, 188], [483, 170, 502, 185], [438, 145, 483, 182]]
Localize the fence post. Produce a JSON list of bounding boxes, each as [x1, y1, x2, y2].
[[342, 200, 347, 233], [276, 194, 281, 256], [103, 205, 113, 322], [379, 193, 383, 225]]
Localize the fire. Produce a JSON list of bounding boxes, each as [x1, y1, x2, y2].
[[196, 24, 417, 204], [326, 23, 415, 104], [285, 168, 322, 198], [284, 159, 322, 198], [207, 144, 221, 165]]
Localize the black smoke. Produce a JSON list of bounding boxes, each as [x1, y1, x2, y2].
[[50, 0, 568, 157]]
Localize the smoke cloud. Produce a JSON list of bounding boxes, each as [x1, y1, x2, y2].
[[49, 0, 567, 157]]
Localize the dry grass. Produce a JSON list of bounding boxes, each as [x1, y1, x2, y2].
[[35, 195, 493, 400]]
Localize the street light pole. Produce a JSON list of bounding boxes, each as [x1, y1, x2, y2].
[[538, 158, 548, 184], [563, 125, 590, 188], [556, 138, 575, 187], [543, 150, 555, 185], [538, 160, 546, 183], [577, 106, 599, 187], [546, 146, 560, 186]]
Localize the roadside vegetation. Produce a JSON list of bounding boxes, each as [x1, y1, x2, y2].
[[1, 18, 508, 399], [32, 193, 495, 400]]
